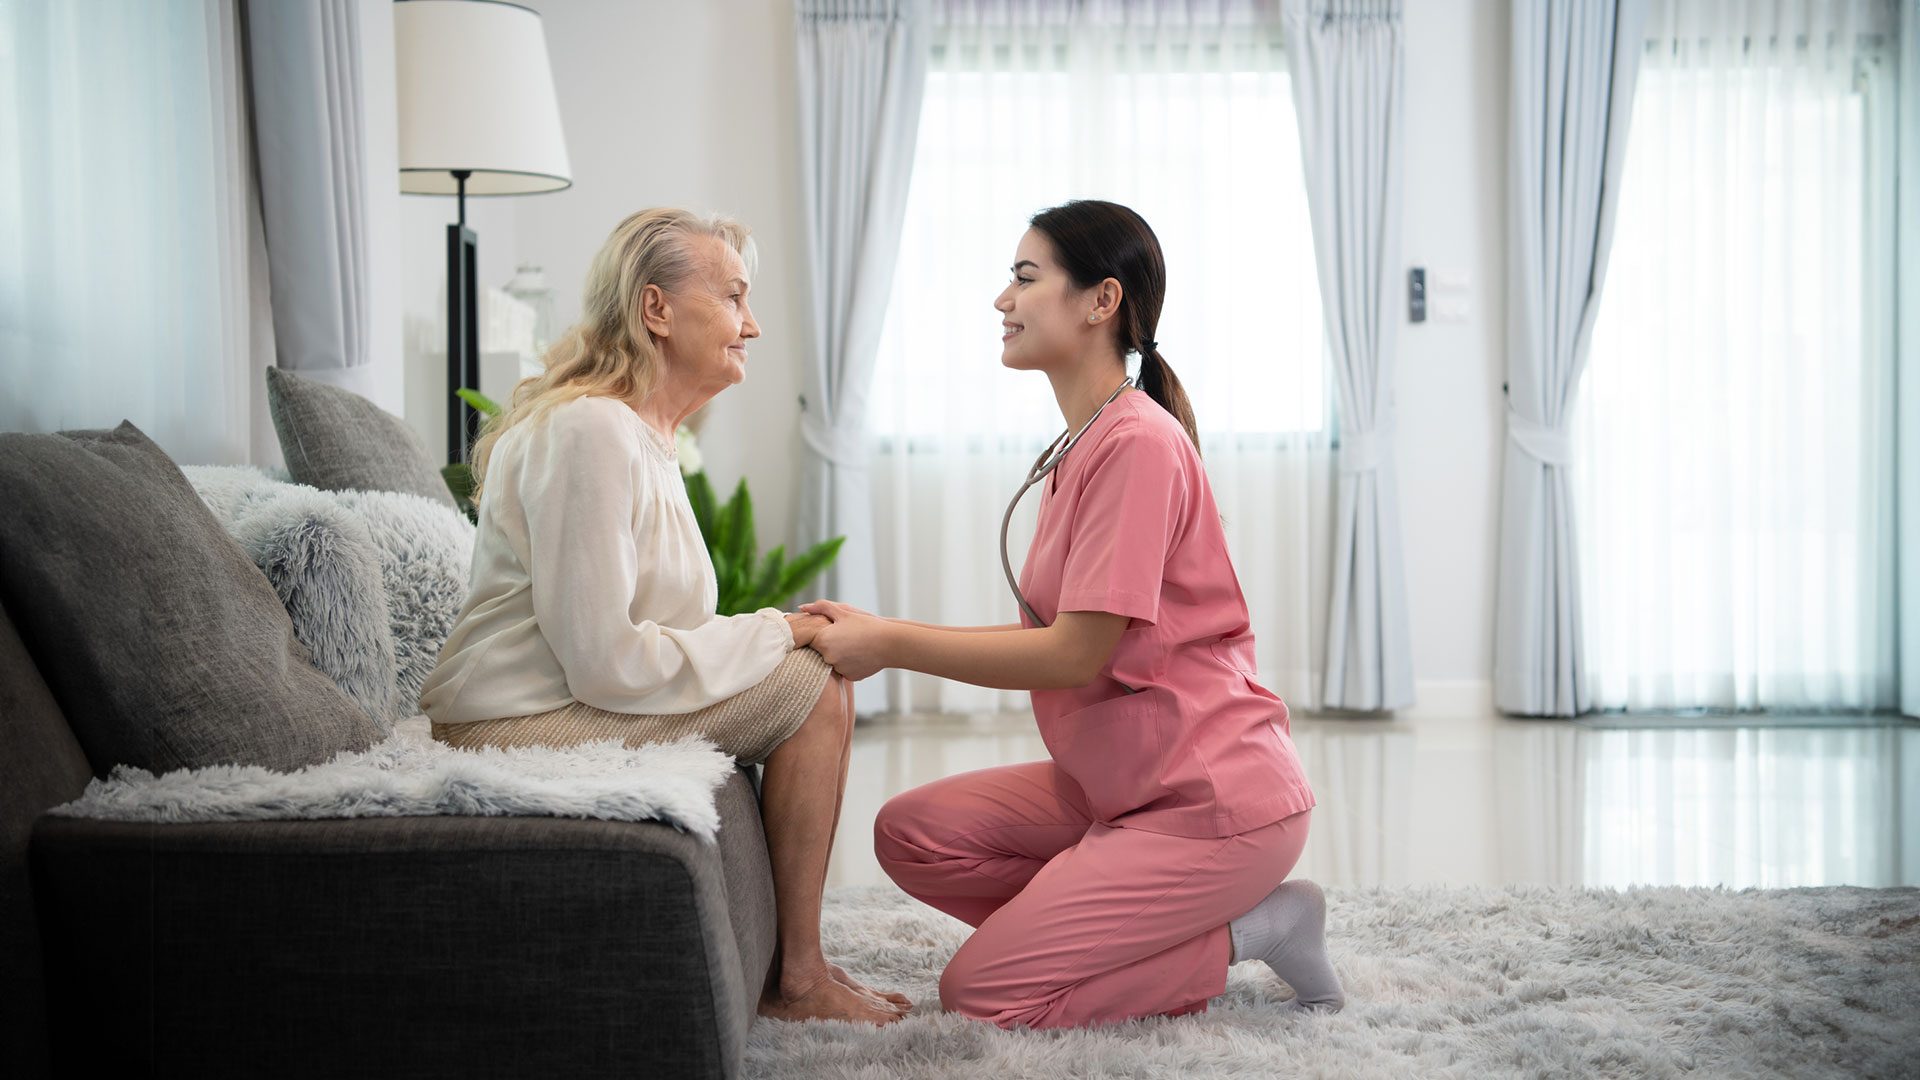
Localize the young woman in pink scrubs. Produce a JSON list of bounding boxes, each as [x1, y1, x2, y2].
[[801, 200, 1343, 1031]]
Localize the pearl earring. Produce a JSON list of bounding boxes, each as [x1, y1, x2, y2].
[[1089, 314, 1099, 323]]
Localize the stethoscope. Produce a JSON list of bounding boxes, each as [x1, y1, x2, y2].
[[1000, 375, 1137, 627]]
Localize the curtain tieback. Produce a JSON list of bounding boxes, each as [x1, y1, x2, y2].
[[1336, 423, 1395, 474], [801, 417, 868, 470], [1507, 409, 1572, 467]]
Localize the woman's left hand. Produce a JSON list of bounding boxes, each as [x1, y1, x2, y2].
[[804, 601, 892, 681]]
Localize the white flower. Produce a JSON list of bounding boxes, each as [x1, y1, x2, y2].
[[675, 425, 704, 476]]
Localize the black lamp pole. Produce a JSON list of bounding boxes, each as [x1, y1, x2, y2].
[[446, 169, 480, 465]]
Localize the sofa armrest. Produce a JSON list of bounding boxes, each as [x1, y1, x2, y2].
[[30, 802, 761, 1079]]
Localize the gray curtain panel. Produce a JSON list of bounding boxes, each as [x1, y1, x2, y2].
[[243, 0, 369, 383], [1494, 0, 1647, 717], [1902, 2, 1919, 719], [793, 0, 930, 714], [1281, 0, 1414, 711]]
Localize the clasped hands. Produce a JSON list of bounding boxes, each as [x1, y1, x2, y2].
[[783, 600, 887, 681]]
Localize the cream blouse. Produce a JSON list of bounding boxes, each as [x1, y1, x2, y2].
[[419, 395, 793, 724]]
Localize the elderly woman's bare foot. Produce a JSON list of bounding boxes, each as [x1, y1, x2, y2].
[[828, 962, 912, 1010], [759, 970, 908, 1026]]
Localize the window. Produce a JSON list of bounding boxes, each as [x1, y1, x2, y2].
[[869, 24, 1328, 448], [866, 10, 1335, 715], [1574, 4, 1900, 712]]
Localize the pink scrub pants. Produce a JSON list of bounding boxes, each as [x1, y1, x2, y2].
[[873, 759, 1312, 1030]]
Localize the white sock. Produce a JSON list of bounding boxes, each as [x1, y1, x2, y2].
[[1228, 878, 1345, 1013]]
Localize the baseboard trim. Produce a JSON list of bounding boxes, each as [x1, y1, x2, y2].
[[1397, 679, 1496, 720], [1298, 679, 1497, 722]]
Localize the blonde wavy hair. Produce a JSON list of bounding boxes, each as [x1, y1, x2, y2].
[[468, 207, 757, 500]]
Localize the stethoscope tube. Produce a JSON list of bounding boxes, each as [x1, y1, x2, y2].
[[1000, 377, 1136, 628]]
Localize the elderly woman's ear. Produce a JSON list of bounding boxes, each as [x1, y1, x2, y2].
[[640, 282, 673, 338]]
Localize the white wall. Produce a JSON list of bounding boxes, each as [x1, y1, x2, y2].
[[393, 0, 1514, 705], [1395, 0, 1509, 708], [397, 0, 807, 518], [529, 0, 811, 542]]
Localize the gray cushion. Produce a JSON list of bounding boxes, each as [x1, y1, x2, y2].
[[266, 366, 457, 509], [0, 421, 384, 776]]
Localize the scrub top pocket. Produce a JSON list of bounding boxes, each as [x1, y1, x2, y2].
[[1038, 686, 1179, 823]]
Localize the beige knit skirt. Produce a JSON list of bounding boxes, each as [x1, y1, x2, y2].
[[430, 648, 835, 765]]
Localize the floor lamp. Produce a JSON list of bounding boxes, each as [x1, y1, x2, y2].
[[395, 0, 571, 465]]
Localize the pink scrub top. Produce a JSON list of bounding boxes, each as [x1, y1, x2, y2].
[[1018, 390, 1316, 839]]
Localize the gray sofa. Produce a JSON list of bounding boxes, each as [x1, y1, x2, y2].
[[3, 601, 779, 1079], [0, 394, 781, 1078]]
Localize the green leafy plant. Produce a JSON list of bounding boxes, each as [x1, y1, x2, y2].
[[686, 471, 845, 615], [440, 389, 500, 524], [439, 386, 841, 614]]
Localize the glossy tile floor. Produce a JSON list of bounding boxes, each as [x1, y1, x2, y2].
[[826, 711, 1920, 891]]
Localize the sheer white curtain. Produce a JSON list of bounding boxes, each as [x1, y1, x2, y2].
[[1281, 0, 1413, 712], [793, 0, 931, 721], [868, 0, 1333, 714], [0, 0, 266, 465], [1573, 0, 1900, 712]]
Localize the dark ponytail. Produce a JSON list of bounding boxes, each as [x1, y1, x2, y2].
[[1135, 346, 1199, 453], [1028, 199, 1201, 452]]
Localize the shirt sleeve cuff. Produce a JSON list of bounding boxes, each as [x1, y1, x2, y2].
[[1056, 589, 1158, 625], [756, 607, 796, 649]]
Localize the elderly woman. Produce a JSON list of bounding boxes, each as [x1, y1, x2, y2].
[[419, 208, 909, 1027]]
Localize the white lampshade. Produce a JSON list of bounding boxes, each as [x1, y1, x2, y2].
[[395, 0, 571, 196]]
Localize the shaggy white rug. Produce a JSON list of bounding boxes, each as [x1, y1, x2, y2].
[[748, 883, 1920, 1079], [45, 716, 737, 841]]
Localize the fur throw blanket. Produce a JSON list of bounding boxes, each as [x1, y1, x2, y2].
[[47, 718, 740, 841]]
